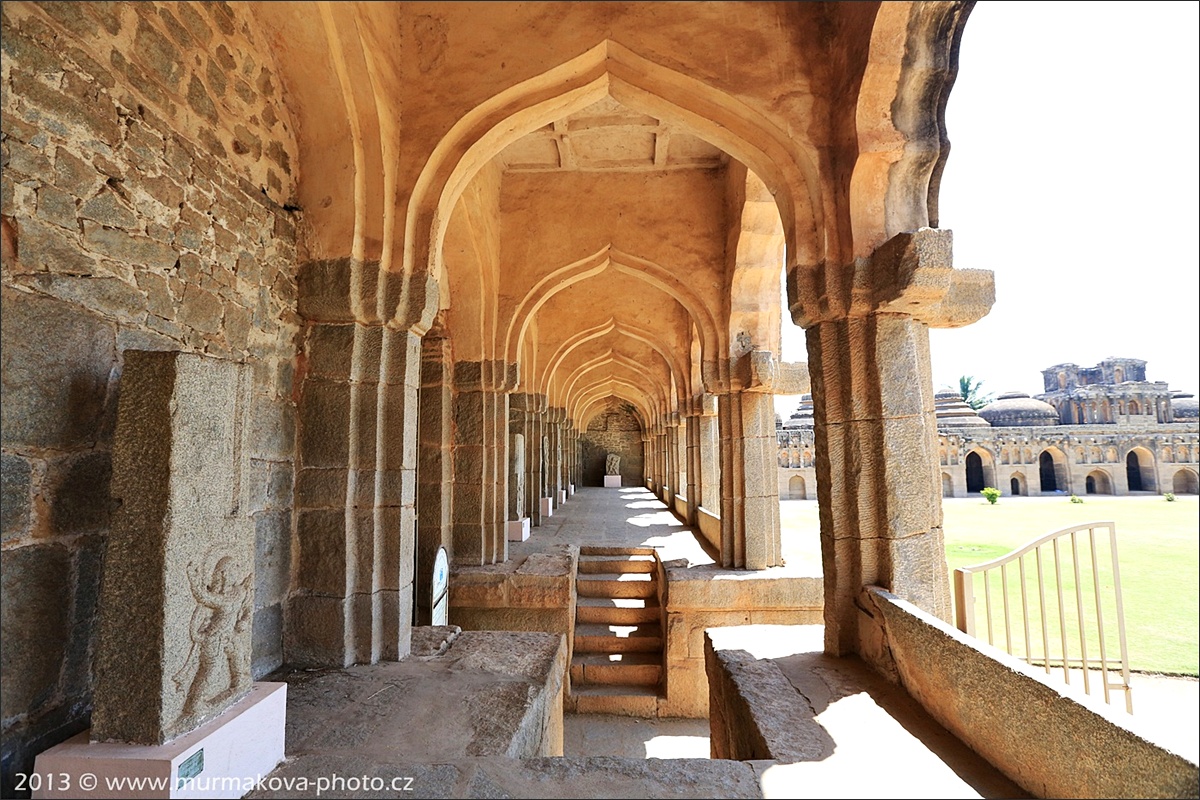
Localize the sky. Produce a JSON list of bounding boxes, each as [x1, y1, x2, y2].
[[777, 1, 1200, 419]]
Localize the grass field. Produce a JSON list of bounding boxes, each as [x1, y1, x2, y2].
[[780, 494, 1199, 676]]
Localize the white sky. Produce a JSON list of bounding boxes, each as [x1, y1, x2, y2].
[[778, 1, 1200, 420]]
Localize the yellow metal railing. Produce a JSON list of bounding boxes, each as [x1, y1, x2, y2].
[[953, 521, 1133, 713]]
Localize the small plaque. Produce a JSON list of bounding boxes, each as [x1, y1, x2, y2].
[[178, 748, 204, 781]]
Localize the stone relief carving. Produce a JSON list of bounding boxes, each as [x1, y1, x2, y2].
[[605, 453, 621, 475], [172, 549, 253, 723], [510, 433, 526, 520]]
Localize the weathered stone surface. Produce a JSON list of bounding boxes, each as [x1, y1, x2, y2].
[[31, 273, 147, 323], [92, 351, 255, 745], [0, 453, 31, 540], [35, 185, 78, 230], [1, 289, 116, 449], [79, 191, 138, 229], [17, 217, 98, 274], [49, 450, 112, 534], [862, 589, 1198, 799], [0, 544, 70, 720], [251, 602, 283, 679], [254, 509, 291, 609], [82, 221, 177, 270]]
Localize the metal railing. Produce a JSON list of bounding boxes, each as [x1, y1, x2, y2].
[[953, 521, 1133, 713]]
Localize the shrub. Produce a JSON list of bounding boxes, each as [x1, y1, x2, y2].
[[1165, 492, 1177, 502], [980, 487, 1001, 505], [1069, 494, 1084, 504]]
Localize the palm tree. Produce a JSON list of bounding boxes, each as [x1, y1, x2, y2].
[[957, 375, 993, 410]]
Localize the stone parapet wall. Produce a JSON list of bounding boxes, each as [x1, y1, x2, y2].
[[448, 550, 576, 652], [660, 566, 823, 718], [859, 587, 1199, 798], [1, 3, 303, 793]]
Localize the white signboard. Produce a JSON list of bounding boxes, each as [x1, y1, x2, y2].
[[431, 547, 449, 626]]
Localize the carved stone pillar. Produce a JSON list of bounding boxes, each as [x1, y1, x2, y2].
[[717, 388, 781, 570], [417, 316, 453, 625], [791, 229, 994, 655], [291, 321, 420, 666], [451, 361, 514, 566]]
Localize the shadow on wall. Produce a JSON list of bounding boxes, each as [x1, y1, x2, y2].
[[580, 400, 644, 486]]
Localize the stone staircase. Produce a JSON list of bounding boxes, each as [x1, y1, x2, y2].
[[568, 546, 664, 716]]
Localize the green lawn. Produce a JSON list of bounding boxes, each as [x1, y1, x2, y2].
[[780, 494, 1199, 675]]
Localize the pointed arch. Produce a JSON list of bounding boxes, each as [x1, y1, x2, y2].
[[850, 1, 974, 257], [501, 246, 723, 386], [538, 318, 690, 401], [398, 39, 824, 332]]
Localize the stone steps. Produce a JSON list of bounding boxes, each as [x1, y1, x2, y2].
[[576, 572, 656, 599], [573, 622, 663, 654], [577, 554, 657, 574], [570, 653, 662, 687], [575, 597, 660, 626], [570, 548, 664, 717]]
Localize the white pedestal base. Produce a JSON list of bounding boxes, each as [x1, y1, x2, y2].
[[540, 497, 554, 517], [568, 483, 575, 497], [604, 475, 622, 488], [506, 518, 531, 542], [557, 489, 567, 504], [32, 683, 286, 800]]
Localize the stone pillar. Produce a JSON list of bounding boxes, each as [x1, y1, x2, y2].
[[290, 321, 420, 667], [717, 389, 782, 570], [451, 361, 512, 565], [508, 433, 526, 519], [93, 352, 255, 744], [698, 394, 720, 511], [641, 434, 652, 489], [546, 407, 563, 508], [665, 414, 681, 504], [791, 229, 994, 656], [685, 407, 701, 523], [417, 319, 453, 625]]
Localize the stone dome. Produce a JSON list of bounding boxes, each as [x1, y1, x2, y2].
[[1173, 393, 1199, 420], [934, 390, 990, 428], [978, 391, 1060, 427]]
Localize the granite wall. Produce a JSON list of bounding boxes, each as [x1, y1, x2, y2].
[[1, 2, 302, 793]]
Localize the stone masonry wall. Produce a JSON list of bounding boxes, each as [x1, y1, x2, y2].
[[579, 400, 644, 487], [0, 3, 302, 794]]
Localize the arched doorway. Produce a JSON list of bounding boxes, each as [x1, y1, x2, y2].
[[1125, 447, 1156, 492], [1173, 469, 1199, 494], [942, 473, 953, 497], [788, 474, 807, 500], [1039, 451, 1058, 493], [1009, 473, 1027, 496], [1086, 470, 1113, 495], [966, 452, 985, 493], [1125, 452, 1142, 491]]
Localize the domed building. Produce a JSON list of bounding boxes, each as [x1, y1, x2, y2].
[[780, 359, 1200, 499], [977, 392, 1059, 427]]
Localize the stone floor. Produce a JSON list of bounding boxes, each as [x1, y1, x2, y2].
[[511, 485, 821, 575], [249, 485, 1195, 798]]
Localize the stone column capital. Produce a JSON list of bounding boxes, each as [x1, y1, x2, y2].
[[790, 228, 994, 329]]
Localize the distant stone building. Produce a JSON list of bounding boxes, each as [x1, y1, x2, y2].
[[780, 358, 1200, 499]]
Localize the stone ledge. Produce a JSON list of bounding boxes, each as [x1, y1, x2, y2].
[[271, 630, 566, 763], [704, 629, 830, 763], [861, 586, 1200, 798]]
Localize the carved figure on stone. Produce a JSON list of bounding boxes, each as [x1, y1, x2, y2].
[[605, 453, 621, 475], [510, 433, 526, 520], [172, 551, 253, 724]]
